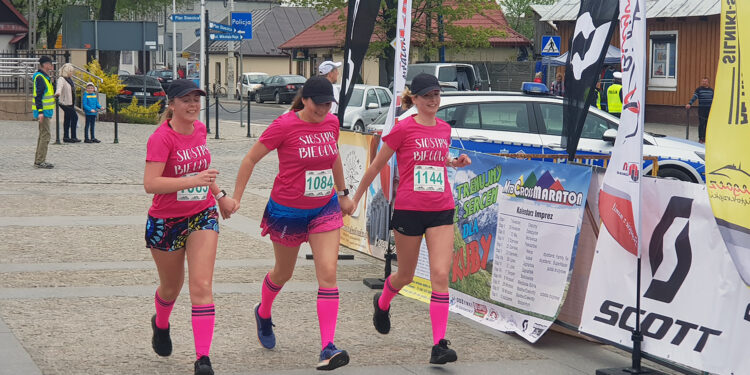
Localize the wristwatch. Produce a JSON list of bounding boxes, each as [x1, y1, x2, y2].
[[214, 190, 227, 200], [337, 189, 350, 197]]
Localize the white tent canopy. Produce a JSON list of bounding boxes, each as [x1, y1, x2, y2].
[[541, 45, 621, 67]]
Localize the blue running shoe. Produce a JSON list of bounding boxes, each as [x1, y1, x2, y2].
[[316, 342, 349, 371], [254, 302, 276, 349]]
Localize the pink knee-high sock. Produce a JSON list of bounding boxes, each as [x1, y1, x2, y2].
[[430, 292, 450, 345], [317, 287, 339, 350], [378, 275, 401, 310], [154, 290, 176, 329], [258, 273, 282, 319], [191, 304, 215, 359]]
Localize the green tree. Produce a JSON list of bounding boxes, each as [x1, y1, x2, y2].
[[499, 0, 555, 41], [287, 0, 507, 84]]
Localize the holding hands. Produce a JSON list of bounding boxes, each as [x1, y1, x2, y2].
[[339, 195, 355, 216], [217, 194, 237, 220]]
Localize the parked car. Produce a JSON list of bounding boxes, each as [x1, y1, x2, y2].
[[255, 74, 306, 104], [334, 84, 393, 132], [117, 75, 167, 111], [406, 63, 482, 91], [236, 72, 269, 100], [146, 69, 175, 91], [370, 85, 705, 183]]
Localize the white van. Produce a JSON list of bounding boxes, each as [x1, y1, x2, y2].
[[405, 63, 482, 91], [236, 72, 269, 100]]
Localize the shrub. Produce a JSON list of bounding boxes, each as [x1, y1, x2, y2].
[[107, 96, 163, 124]]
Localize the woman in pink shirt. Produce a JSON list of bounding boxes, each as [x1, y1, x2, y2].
[[143, 79, 236, 375], [349, 73, 471, 365], [230, 76, 354, 371]]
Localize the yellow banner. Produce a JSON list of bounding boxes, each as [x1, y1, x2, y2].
[[338, 130, 372, 253], [706, 0, 750, 286]]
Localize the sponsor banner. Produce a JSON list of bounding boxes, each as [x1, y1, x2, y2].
[[598, 0, 647, 257], [706, 0, 750, 286], [337, 0, 381, 124], [402, 150, 592, 342], [561, 0, 619, 158], [339, 131, 372, 252], [580, 178, 750, 374]]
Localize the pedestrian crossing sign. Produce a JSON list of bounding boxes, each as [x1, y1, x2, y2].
[[541, 36, 561, 56]]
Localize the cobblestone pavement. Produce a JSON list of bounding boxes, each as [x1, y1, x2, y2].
[[0, 119, 682, 375]]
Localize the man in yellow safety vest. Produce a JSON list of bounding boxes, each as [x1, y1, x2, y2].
[[606, 72, 623, 118], [32, 55, 55, 169]]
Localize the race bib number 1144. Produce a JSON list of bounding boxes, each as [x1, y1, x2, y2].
[[413, 165, 444, 192]]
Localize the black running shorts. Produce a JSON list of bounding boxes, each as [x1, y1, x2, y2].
[[390, 209, 455, 236]]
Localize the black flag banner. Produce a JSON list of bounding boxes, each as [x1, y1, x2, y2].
[[561, 0, 619, 160], [337, 0, 381, 126]]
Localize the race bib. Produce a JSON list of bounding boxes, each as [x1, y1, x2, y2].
[[305, 169, 334, 197], [413, 165, 444, 192], [177, 172, 209, 201]]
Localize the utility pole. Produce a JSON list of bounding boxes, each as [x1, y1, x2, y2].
[[227, 0, 235, 98], [172, 0, 177, 79], [199, 0, 206, 124]]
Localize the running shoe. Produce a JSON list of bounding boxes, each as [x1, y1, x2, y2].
[[34, 162, 54, 169], [151, 314, 172, 357], [429, 339, 457, 364], [316, 342, 349, 371], [372, 292, 391, 334], [253, 302, 276, 349], [194, 355, 214, 375]]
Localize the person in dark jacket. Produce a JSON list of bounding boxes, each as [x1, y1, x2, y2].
[[685, 77, 714, 143], [32, 55, 55, 169]]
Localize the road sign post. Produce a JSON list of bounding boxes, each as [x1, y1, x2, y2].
[[170, 14, 200, 22]]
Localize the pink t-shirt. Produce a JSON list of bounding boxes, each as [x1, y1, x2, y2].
[[146, 120, 215, 218], [383, 115, 454, 211], [259, 111, 340, 209]]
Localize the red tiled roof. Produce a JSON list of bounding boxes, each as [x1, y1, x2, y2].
[[280, 5, 530, 49]]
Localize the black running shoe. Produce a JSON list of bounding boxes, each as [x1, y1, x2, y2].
[[372, 292, 391, 334], [194, 355, 214, 375], [151, 314, 172, 357], [429, 339, 457, 364]]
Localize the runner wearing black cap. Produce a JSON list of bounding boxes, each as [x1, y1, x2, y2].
[[231, 75, 355, 371], [143, 79, 236, 375], [347, 73, 471, 365]]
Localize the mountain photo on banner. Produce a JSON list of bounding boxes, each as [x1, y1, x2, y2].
[[561, 0, 619, 160], [705, 0, 750, 286]]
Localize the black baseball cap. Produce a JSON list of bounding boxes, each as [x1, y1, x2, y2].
[[38, 55, 53, 65], [410, 73, 441, 96], [167, 79, 206, 100], [301, 75, 337, 104]]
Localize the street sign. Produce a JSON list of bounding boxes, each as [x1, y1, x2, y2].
[[541, 35, 561, 56], [209, 33, 242, 41], [209, 22, 233, 33], [230, 12, 252, 39], [170, 14, 200, 22], [195, 28, 201, 37]]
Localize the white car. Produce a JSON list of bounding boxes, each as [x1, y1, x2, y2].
[[236, 72, 269, 100], [334, 84, 393, 132], [369, 89, 706, 183]]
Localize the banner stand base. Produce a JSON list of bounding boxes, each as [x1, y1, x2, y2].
[[363, 278, 385, 289], [305, 253, 355, 260], [596, 367, 665, 375]]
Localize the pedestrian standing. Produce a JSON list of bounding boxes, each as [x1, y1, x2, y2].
[[230, 75, 355, 371], [549, 74, 564, 96], [55, 63, 80, 143], [347, 73, 472, 365], [32, 55, 55, 169], [607, 72, 623, 118], [82, 82, 102, 143], [685, 77, 714, 144], [318, 60, 342, 114], [143, 79, 236, 375]]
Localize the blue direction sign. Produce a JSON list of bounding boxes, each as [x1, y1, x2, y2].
[[230, 12, 252, 39], [541, 35, 561, 56], [209, 33, 242, 41], [209, 22, 233, 33], [171, 14, 200, 22]]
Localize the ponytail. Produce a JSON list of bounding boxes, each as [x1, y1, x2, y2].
[[401, 87, 414, 108], [159, 100, 174, 124], [288, 92, 304, 111]]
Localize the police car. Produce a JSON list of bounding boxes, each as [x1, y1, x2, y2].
[[368, 83, 705, 182]]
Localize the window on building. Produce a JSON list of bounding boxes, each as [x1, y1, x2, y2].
[[649, 31, 678, 90]]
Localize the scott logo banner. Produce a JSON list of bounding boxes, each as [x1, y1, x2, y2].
[[581, 178, 750, 374], [705, 0, 750, 287]]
